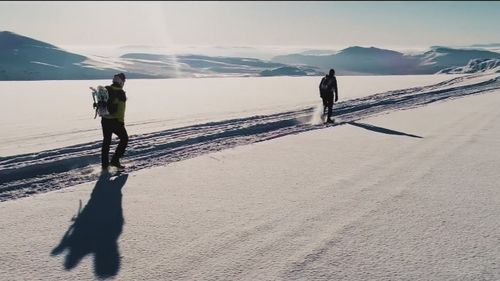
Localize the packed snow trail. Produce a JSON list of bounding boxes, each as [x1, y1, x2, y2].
[[1, 74, 499, 201]]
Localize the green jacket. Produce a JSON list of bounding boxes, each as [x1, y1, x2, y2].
[[105, 84, 127, 123]]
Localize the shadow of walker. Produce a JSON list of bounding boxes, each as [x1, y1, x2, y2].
[[51, 172, 129, 279], [348, 121, 423, 139]]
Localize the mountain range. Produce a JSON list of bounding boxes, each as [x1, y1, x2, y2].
[[271, 46, 500, 75], [0, 31, 321, 81], [1, 31, 500, 81]]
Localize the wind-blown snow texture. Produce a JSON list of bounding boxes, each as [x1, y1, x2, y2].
[[1, 74, 499, 201]]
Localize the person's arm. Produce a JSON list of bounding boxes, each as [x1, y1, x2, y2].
[[319, 77, 326, 98], [334, 77, 339, 102]]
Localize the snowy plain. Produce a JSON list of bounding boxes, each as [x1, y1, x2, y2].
[[1, 72, 500, 280], [0, 74, 465, 200], [0, 75, 461, 156]]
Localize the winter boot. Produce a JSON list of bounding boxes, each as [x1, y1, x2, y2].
[[110, 157, 125, 170]]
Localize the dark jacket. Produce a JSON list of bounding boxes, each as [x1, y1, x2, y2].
[[319, 75, 338, 101]]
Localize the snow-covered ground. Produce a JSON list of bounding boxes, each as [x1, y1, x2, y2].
[[1, 73, 500, 280], [0, 75, 468, 200], [0, 74, 461, 157]]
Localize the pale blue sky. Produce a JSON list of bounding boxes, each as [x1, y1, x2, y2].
[[1, 1, 499, 49]]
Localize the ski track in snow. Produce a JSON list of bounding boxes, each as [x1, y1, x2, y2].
[[1, 74, 499, 202]]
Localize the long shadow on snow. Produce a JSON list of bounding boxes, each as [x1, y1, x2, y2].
[[347, 122, 423, 139], [1, 76, 499, 200], [51, 173, 128, 279]]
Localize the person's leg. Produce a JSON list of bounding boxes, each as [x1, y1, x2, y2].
[[101, 119, 113, 168], [111, 121, 129, 165], [327, 98, 334, 122]]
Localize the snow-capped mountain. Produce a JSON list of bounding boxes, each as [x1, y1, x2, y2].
[[437, 58, 500, 74], [417, 47, 500, 73]]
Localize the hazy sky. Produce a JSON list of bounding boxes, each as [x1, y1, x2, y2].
[[1, 1, 500, 49]]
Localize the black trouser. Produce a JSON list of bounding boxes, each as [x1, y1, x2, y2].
[[101, 118, 129, 167], [322, 96, 334, 120]]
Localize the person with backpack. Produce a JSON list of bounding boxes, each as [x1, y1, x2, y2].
[[319, 68, 339, 123], [98, 73, 129, 170]]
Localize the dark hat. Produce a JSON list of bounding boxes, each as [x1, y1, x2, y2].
[[116, 73, 126, 81], [329, 69, 335, 76]]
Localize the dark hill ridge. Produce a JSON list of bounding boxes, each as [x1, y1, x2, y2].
[[338, 46, 403, 56], [0, 31, 116, 80], [1, 31, 59, 49], [0, 31, 86, 66]]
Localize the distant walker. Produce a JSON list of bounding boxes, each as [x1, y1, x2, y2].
[[319, 69, 339, 123]]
